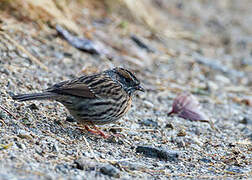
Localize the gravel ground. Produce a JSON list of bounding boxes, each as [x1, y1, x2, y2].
[[0, 1, 251, 179]]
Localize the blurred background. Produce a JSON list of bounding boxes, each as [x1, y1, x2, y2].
[[1, 0, 251, 84], [0, 0, 251, 179]]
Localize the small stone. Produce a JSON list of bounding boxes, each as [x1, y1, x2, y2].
[[0, 111, 7, 120], [165, 123, 174, 129], [21, 117, 33, 126], [53, 51, 64, 59], [139, 119, 158, 127], [226, 167, 242, 173], [15, 142, 26, 150], [143, 100, 154, 109], [66, 150, 74, 155], [215, 75, 231, 84], [171, 136, 186, 148], [53, 143, 59, 152], [239, 117, 252, 125], [249, 133, 252, 141], [9, 153, 17, 160], [27, 103, 39, 110], [177, 129, 186, 137], [109, 128, 121, 134], [35, 147, 43, 156], [199, 158, 211, 163], [0, 68, 9, 75], [119, 161, 145, 171], [55, 164, 71, 174], [207, 81, 219, 91], [73, 158, 97, 171], [17, 130, 32, 139], [228, 143, 236, 147], [136, 146, 180, 161], [63, 52, 72, 57], [100, 164, 120, 178], [191, 136, 203, 147]]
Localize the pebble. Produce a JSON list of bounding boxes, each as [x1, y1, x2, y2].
[[143, 100, 154, 109], [177, 129, 186, 137], [15, 142, 26, 150], [239, 116, 252, 125], [165, 123, 174, 129], [0, 111, 7, 120], [17, 130, 32, 140], [171, 136, 186, 148], [0, 67, 10, 76], [106, 136, 124, 145], [249, 133, 252, 141], [241, 57, 252, 66], [55, 164, 71, 174], [73, 158, 97, 171], [191, 136, 204, 147], [136, 146, 180, 161], [199, 158, 212, 163], [118, 161, 145, 171], [207, 81, 219, 91], [53, 142, 59, 152], [215, 75, 231, 84], [139, 119, 158, 127], [53, 51, 64, 59], [100, 164, 120, 178], [27, 103, 39, 110], [35, 147, 43, 156], [226, 167, 242, 173], [6, 44, 15, 51]]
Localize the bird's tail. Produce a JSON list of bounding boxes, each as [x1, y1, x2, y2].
[[11, 92, 57, 102]]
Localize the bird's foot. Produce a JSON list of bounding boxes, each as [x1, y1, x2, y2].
[[84, 125, 110, 138]]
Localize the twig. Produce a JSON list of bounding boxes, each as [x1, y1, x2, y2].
[[109, 126, 158, 132], [108, 127, 131, 131], [137, 129, 159, 132], [0, 105, 17, 120], [82, 136, 99, 162], [99, 158, 133, 164], [0, 142, 13, 150], [198, 119, 220, 132], [0, 31, 49, 72]]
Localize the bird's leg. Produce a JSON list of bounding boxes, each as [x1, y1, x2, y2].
[[92, 125, 110, 138], [84, 125, 109, 138]]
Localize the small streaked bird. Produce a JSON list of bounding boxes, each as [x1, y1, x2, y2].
[[12, 67, 144, 138]]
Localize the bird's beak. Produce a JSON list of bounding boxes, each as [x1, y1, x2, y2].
[[136, 85, 145, 92]]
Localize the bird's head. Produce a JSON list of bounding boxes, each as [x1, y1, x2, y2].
[[108, 67, 145, 96]]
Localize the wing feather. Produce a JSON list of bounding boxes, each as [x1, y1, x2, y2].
[[46, 76, 96, 98]]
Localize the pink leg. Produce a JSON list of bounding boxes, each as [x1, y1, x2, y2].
[[84, 125, 110, 138]]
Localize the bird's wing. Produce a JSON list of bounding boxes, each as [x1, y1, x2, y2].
[[46, 76, 96, 98]]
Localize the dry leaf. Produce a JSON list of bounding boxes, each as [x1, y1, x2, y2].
[[168, 92, 216, 130]]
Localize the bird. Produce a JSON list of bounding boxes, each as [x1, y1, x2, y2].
[[12, 67, 144, 138]]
